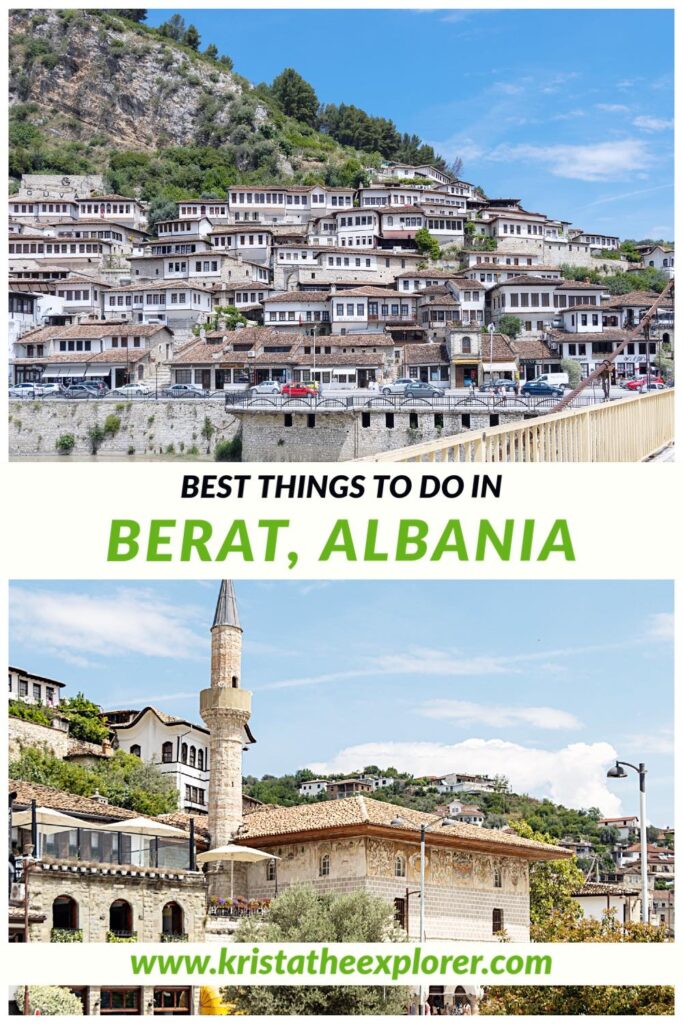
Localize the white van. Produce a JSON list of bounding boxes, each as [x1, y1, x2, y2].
[[533, 372, 569, 389]]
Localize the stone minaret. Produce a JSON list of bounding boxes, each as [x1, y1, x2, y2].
[[200, 581, 252, 848]]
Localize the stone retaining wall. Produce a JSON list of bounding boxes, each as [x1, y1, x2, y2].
[[8, 399, 240, 459]]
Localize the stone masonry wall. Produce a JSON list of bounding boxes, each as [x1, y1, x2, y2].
[[239, 407, 528, 461], [9, 717, 70, 760], [28, 863, 206, 942], [8, 399, 239, 458]]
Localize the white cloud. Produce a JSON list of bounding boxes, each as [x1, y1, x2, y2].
[[10, 586, 204, 662], [418, 699, 581, 730], [633, 115, 673, 133], [487, 139, 652, 181], [309, 738, 621, 815], [645, 612, 674, 641], [596, 103, 630, 113], [551, 109, 586, 122]]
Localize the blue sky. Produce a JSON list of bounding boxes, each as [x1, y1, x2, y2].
[[9, 580, 673, 824], [145, 8, 674, 240]]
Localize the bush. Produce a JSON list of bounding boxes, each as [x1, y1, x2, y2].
[[55, 433, 76, 455], [214, 437, 242, 461], [59, 693, 110, 744], [20, 986, 84, 1015], [561, 359, 582, 388], [8, 699, 53, 728], [87, 424, 106, 454], [103, 414, 121, 436]]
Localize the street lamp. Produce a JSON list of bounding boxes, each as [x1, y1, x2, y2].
[[606, 760, 649, 923], [391, 814, 457, 1014], [21, 841, 35, 1015], [487, 322, 495, 385]]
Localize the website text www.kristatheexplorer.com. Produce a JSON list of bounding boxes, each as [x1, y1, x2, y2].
[[130, 946, 552, 982]]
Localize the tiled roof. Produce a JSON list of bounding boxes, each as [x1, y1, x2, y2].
[[16, 322, 169, 344], [604, 291, 668, 307], [513, 338, 555, 360], [572, 881, 640, 897], [265, 291, 330, 303], [238, 795, 570, 860], [111, 279, 214, 293], [9, 779, 150, 822], [555, 281, 606, 291], [332, 286, 402, 298]]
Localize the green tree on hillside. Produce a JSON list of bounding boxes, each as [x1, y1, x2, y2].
[[158, 14, 186, 41], [222, 886, 410, 1014], [58, 693, 109, 744], [415, 227, 440, 260], [497, 315, 522, 339], [509, 821, 585, 926], [271, 68, 319, 126], [204, 43, 218, 60], [184, 24, 200, 51]]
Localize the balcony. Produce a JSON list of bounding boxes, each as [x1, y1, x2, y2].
[[106, 930, 138, 942], [207, 897, 271, 919], [50, 927, 83, 943], [161, 932, 189, 942]]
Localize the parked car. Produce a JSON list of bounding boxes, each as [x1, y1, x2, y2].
[[640, 381, 668, 391], [382, 378, 419, 395], [281, 382, 316, 397], [163, 383, 207, 398], [249, 380, 281, 395], [479, 379, 517, 393], [624, 376, 664, 391], [111, 383, 151, 397], [533, 372, 570, 389], [62, 384, 102, 400], [8, 383, 40, 398], [521, 380, 564, 398], [35, 382, 61, 396], [404, 381, 445, 398], [84, 380, 110, 394]]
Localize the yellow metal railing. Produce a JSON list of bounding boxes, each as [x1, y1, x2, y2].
[[355, 390, 674, 463]]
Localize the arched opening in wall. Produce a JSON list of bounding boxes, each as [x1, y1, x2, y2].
[[662, 333, 670, 346], [189, 746, 196, 768], [52, 895, 78, 931], [162, 901, 185, 939], [319, 853, 330, 877], [197, 750, 204, 771], [110, 899, 134, 938], [181, 743, 188, 764], [394, 853, 406, 878], [231, 676, 239, 688], [162, 741, 173, 763], [130, 744, 141, 758]]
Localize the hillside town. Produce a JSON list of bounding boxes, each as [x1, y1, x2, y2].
[[8, 583, 674, 1014], [9, 166, 674, 399]]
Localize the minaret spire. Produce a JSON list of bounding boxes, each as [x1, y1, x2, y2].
[[212, 580, 241, 631], [201, 581, 252, 846]]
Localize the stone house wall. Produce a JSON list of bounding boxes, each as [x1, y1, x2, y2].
[[9, 717, 70, 760]]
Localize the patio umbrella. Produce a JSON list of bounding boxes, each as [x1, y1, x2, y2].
[[11, 806, 89, 835], [196, 843, 278, 899], [97, 816, 188, 837]]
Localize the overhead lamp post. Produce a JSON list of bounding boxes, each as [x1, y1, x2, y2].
[[391, 813, 457, 1014], [606, 760, 649, 923]]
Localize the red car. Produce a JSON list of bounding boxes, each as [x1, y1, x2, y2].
[[624, 377, 664, 391], [281, 382, 316, 396]]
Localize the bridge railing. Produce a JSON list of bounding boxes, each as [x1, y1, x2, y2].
[[354, 390, 674, 463]]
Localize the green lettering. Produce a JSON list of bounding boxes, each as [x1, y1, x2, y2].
[[475, 519, 514, 560], [107, 520, 140, 561], [431, 520, 468, 561], [364, 519, 388, 561], [538, 519, 575, 560], [319, 519, 356, 561], [146, 520, 176, 561], [259, 519, 289, 561], [396, 519, 428, 560], [180, 520, 213, 561], [215, 520, 254, 561]]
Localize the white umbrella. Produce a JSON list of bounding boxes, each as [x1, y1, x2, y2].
[[97, 816, 188, 837], [196, 843, 278, 899], [12, 806, 87, 835]]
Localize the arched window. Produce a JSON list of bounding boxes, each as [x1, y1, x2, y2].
[[181, 743, 188, 764], [162, 901, 184, 937], [197, 750, 204, 771], [189, 746, 196, 768], [319, 853, 330, 877], [52, 895, 78, 931], [231, 675, 239, 688], [161, 741, 173, 764], [109, 899, 134, 937], [130, 744, 141, 758], [395, 854, 406, 878], [492, 908, 504, 934], [461, 336, 472, 354], [266, 859, 276, 882], [493, 867, 502, 889]]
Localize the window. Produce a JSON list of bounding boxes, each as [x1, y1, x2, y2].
[[100, 989, 141, 1014], [189, 746, 196, 768], [181, 743, 188, 763], [33, 683, 41, 701], [162, 901, 184, 937], [153, 988, 191, 1013], [266, 859, 276, 881], [492, 908, 504, 934], [52, 895, 79, 931], [110, 899, 134, 937], [395, 854, 407, 878], [494, 868, 502, 888], [319, 853, 330, 877], [130, 744, 141, 758], [394, 897, 407, 930], [197, 750, 204, 771], [19, 679, 28, 697]]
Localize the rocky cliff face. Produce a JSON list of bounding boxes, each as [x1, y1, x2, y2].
[[9, 9, 261, 151]]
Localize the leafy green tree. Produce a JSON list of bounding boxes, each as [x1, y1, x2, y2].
[[510, 821, 585, 927], [497, 314, 522, 339], [619, 239, 642, 263], [158, 14, 186, 41], [110, 9, 147, 21], [222, 886, 410, 1015], [271, 68, 319, 126], [59, 692, 110, 744], [561, 358, 582, 388], [197, 305, 249, 334], [204, 43, 218, 60], [147, 197, 179, 234], [480, 985, 673, 1015], [8, 699, 53, 728], [10, 747, 178, 815], [414, 227, 440, 260], [218, 54, 234, 70], [20, 986, 84, 1015], [184, 24, 200, 51]]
